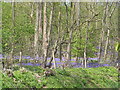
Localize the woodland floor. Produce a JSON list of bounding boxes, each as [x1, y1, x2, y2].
[[1, 66, 119, 88]]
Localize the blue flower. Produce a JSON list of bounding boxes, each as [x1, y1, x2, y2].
[[0, 54, 4, 59], [77, 63, 82, 65], [55, 58, 60, 61], [71, 59, 76, 61], [22, 56, 31, 59], [96, 46, 99, 49], [35, 63, 41, 66], [56, 62, 63, 64], [34, 56, 41, 60], [71, 62, 77, 65], [47, 57, 51, 60], [102, 64, 110, 66], [88, 58, 98, 60], [29, 58, 34, 60]]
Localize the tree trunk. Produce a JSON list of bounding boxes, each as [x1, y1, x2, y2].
[[43, 3, 53, 68], [66, 3, 74, 67], [30, 2, 34, 24], [83, 22, 89, 68], [38, 2, 43, 59], [43, 2, 48, 68], [58, 10, 62, 62], [19, 51, 22, 68], [104, 29, 110, 61], [98, 3, 108, 63], [52, 40, 58, 69], [8, 1, 15, 69], [49, 40, 59, 68], [34, 2, 39, 63]]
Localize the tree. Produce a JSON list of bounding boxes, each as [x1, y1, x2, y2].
[[42, 2, 48, 68]]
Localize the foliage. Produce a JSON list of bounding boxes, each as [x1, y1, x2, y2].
[[2, 67, 43, 88], [2, 66, 119, 88], [115, 42, 120, 52], [0, 71, 2, 89], [2, 2, 118, 63], [1, 2, 118, 88]]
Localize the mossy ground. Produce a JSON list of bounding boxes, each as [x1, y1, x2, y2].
[[1, 66, 119, 88]]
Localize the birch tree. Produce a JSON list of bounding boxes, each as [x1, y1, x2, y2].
[[7, 1, 15, 69], [42, 3, 54, 68], [34, 2, 39, 63], [66, 3, 75, 67], [43, 2, 48, 68], [98, 3, 107, 63]]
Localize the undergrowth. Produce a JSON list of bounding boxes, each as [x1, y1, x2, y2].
[[1, 66, 119, 88]]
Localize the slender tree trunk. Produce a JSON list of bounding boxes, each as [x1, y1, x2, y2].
[[49, 40, 59, 68], [66, 3, 74, 67], [38, 2, 43, 58], [103, 3, 109, 62], [58, 10, 62, 62], [52, 51, 56, 69], [47, 3, 53, 48], [43, 3, 53, 68], [8, 1, 15, 69], [104, 29, 110, 61], [108, 3, 117, 63], [98, 29, 105, 63], [75, 2, 80, 25], [49, 36, 64, 69], [59, 43, 62, 62], [52, 40, 58, 69], [19, 51, 22, 68], [76, 2, 81, 64], [103, 3, 117, 62], [34, 2, 39, 63], [30, 2, 34, 24], [98, 3, 107, 63], [83, 21, 89, 68], [43, 2, 48, 68]]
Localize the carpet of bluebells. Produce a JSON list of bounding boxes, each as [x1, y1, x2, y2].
[[1, 54, 111, 68]]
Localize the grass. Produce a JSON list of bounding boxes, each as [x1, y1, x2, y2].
[[1, 66, 119, 88], [0, 70, 2, 90]]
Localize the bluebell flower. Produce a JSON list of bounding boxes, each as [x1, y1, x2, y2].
[[56, 62, 63, 64], [71, 59, 76, 61], [61, 57, 65, 61], [102, 64, 110, 66], [29, 57, 34, 60], [71, 62, 77, 65], [21, 63, 32, 66], [34, 56, 41, 60], [47, 57, 51, 60], [0, 54, 4, 59], [77, 63, 82, 65], [73, 65, 82, 68], [39, 57, 43, 59], [34, 63, 41, 66], [88, 58, 98, 60], [96, 46, 99, 49], [22, 56, 31, 59], [0, 56, 3, 59], [55, 58, 60, 61], [17, 63, 20, 65]]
